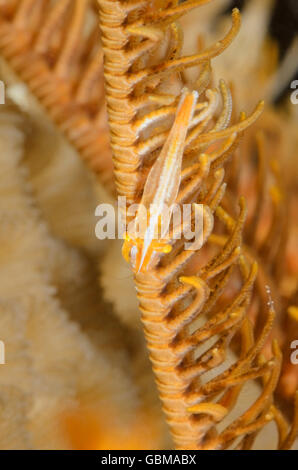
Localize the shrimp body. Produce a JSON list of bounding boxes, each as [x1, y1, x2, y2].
[[123, 89, 198, 272]]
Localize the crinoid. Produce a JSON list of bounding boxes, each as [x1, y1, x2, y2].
[[0, 0, 113, 189], [239, 115, 298, 404], [222, 117, 298, 410], [98, 0, 298, 449]]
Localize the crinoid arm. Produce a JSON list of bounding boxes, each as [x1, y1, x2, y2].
[[98, 0, 297, 449], [0, 0, 114, 190]]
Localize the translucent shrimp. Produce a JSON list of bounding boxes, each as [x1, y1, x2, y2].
[[123, 89, 198, 272]]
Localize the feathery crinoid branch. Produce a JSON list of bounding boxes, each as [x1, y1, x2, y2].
[[0, 0, 113, 189], [237, 117, 298, 404], [98, 0, 298, 449], [219, 99, 297, 406], [99, 0, 248, 203]]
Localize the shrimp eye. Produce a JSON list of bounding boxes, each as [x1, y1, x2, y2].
[[123, 232, 131, 242]]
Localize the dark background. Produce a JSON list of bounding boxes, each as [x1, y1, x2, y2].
[[227, 0, 298, 101]]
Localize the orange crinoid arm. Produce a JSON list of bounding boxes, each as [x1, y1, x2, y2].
[[0, 0, 114, 190], [98, 0, 297, 449]]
